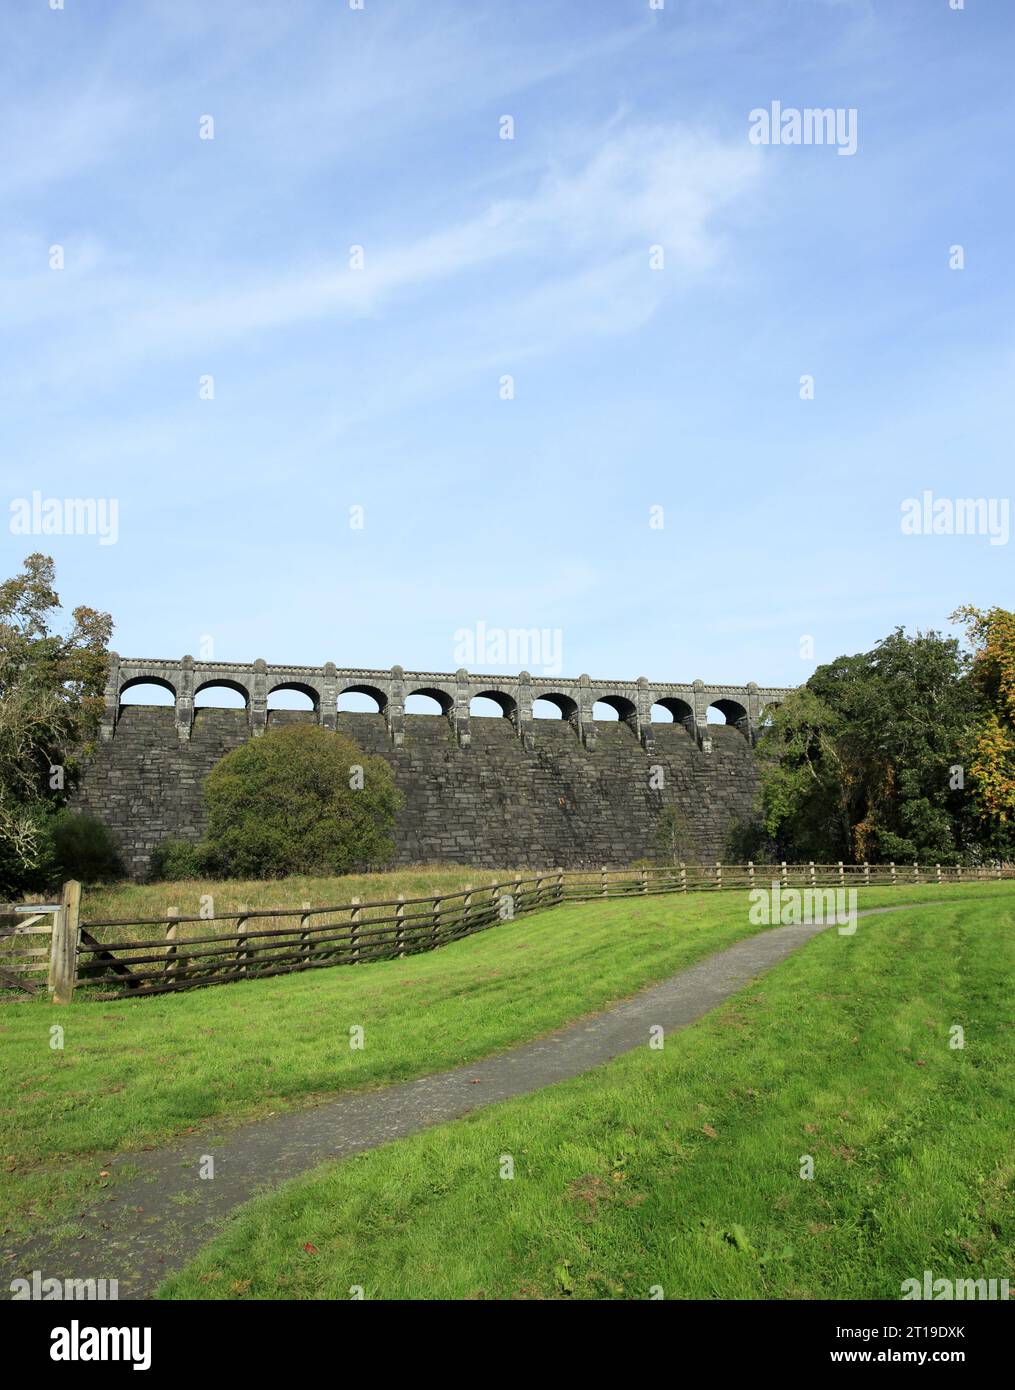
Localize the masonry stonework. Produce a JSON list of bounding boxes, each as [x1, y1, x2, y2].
[[71, 657, 793, 878]]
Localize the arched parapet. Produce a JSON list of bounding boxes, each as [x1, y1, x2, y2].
[[406, 684, 455, 716], [471, 688, 519, 720], [531, 688, 583, 744], [708, 697, 750, 731], [194, 677, 251, 705], [119, 673, 178, 702], [100, 658, 798, 753], [590, 690, 640, 741], [703, 687, 752, 746], [650, 696, 696, 737], [338, 682, 390, 713], [110, 658, 185, 741], [267, 680, 322, 711]]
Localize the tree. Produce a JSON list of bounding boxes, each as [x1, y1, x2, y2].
[[199, 724, 402, 878], [953, 605, 1015, 855], [0, 554, 112, 894], [754, 627, 975, 863], [655, 804, 697, 864]]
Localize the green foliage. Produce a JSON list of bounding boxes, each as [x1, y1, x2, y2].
[[149, 839, 208, 882], [655, 804, 697, 863], [953, 605, 1015, 855], [200, 725, 402, 878], [755, 627, 976, 863], [44, 810, 123, 885], [0, 554, 112, 894]]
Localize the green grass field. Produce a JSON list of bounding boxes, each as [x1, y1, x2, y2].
[[2, 884, 783, 1240], [156, 889, 1015, 1300], [2, 880, 1011, 1295]]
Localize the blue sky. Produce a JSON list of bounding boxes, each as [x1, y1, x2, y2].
[[2, 0, 1012, 701]]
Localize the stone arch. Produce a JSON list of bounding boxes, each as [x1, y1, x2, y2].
[[194, 678, 250, 709], [592, 693, 636, 720], [406, 687, 454, 716], [707, 698, 750, 735], [651, 697, 695, 733], [532, 692, 579, 722], [268, 681, 319, 711], [119, 675, 176, 706], [471, 690, 517, 720], [591, 692, 638, 736], [338, 683, 388, 714]]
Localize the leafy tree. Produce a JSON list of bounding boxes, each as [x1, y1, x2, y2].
[[655, 804, 697, 863], [754, 628, 975, 863], [0, 554, 112, 894], [200, 725, 402, 878], [953, 605, 1015, 855], [149, 838, 208, 882], [46, 810, 123, 884]]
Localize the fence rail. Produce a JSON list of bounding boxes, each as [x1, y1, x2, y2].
[[2, 860, 1011, 1003]]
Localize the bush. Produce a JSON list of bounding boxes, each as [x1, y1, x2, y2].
[[45, 810, 122, 885], [200, 725, 402, 878], [149, 838, 207, 881]]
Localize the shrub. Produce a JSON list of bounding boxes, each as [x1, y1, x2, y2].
[[200, 725, 402, 878], [149, 838, 207, 881], [45, 810, 122, 885]]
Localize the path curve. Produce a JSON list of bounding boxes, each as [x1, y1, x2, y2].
[[0, 902, 941, 1299]]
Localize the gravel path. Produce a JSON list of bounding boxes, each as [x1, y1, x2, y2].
[[1, 902, 933, 1300]]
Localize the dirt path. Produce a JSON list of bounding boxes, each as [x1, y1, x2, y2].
[[1, 903, 936, 1300]]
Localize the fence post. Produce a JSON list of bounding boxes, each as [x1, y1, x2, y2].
[[956, 864, 963, 885], [164, 905, 180, 977], [50, 880, 81, 1005], [300, 901, 312, 962], [395, 895, 406, 956], [996, 862, 1002, 881], [781, 861, 788, 889], [514, 874, 523, 915], [680, 862, 687, 893], [431, 895, 441, 948], [235, 906, 249, 975], [808, 861, 816, 889], [913, 862, 920, 883], [601, 864, 608, 898], [640, 865, 648, 895], [556, 867, 564, 903], [838, 861, 844, 887], [890, 862, 897, 886], [350, 898, 361, 963], [715, 861, 723, 891], [863, 861, 870, 887], [936, 863, 942, 885], [463, 884, 473, 933], [748, 861, 755, 890]]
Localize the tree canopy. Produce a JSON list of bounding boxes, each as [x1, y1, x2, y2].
[[199, 724, 403, 878], [0, 554, 113, 893], [752, 615, 1013, 864]]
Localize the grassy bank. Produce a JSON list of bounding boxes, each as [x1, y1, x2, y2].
[[158, 891, 1015, 1300], [2, 881, 1011, 1252]]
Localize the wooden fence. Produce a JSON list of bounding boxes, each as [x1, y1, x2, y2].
[[2, 860, 1012, 1004]]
